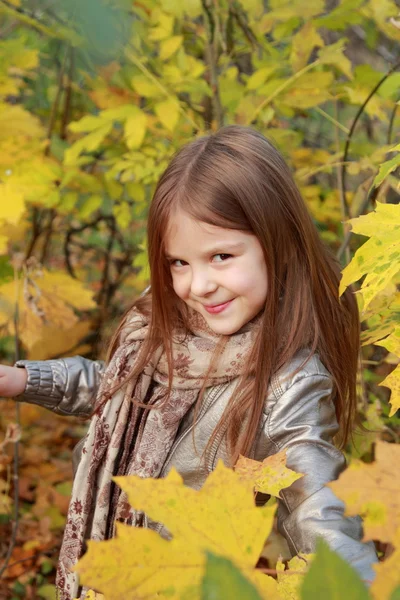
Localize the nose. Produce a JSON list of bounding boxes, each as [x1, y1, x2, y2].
[[190, 266, 218, 298]]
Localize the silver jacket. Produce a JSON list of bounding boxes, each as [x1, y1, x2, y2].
[[15, 350, 378, 583]]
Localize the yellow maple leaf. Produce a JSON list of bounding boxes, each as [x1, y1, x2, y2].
[[328, 440, 400, 544], [339, 202, 400, 310], [0, 234, 7, 255], [0, 267, 96, 352], [27, 320, 93, 360], [0, 181, 25, 224], [276, 554, 313, 600], [235, 449, 304, 497], [370, 528, 400, 600], [0, 104, 44, 140], [290, 22, 324, 72], [378, 364, 400, 417], [75, 463, 279, 599]]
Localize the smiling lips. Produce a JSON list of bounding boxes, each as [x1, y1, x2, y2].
[[203, 299, 234, 314]]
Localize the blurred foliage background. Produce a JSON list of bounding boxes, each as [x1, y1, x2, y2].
[[0, 0, 399, 597]]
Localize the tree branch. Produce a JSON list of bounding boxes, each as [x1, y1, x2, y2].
[[340, 60, 400, 218], [201, 0, 224, 129]]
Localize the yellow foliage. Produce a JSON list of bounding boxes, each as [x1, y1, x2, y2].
[[125, 109, 148, 149], [290, 23, 324, 72], [0, 181, 25, 224], [0, 268, 96, 354], [27, 320, 93, 360], [0, 104, 44, 140], [75, 463, 279, 599], [371, 529, 400, 600], [235, 449, 304, 497], [159, 35, 183, 61], [154, 98, 180, 132], [340, 202, 400, 311], [328, 440, 400, 544], [276, 554, 313, 600], [378, 364, 400, 417]]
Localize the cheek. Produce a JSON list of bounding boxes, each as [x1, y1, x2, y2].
[[233, 264, 268, 301], [171, 274, 187, 300]]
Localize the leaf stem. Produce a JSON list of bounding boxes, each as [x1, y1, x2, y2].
[[247, 59, 322, 124], [126, 48, 199, 131]]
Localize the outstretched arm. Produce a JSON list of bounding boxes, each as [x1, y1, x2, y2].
[[11, 357, 105, 418]]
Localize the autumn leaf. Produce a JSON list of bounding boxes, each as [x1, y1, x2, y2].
[[0, 267, 96, 353], [201, 552, 262, 600], [277, 554, 312, 600], [159, 35, 183, 61], [370, 528, 400, 600], [75, 463, 279, 599], [290, 23, 324, 72], [375, 328, 400, 415], [154, 99, 180, 132], [378, 365, 400, 417], [339, 202, 400, 311], [300, 538, 370, 599], [235, 449, 304, 497], [124, 108, 147, 149], [374, 144, 400, 186], [328, 440, 400, 544]]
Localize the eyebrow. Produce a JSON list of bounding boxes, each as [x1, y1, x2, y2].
[[165, 242, 246, 260]]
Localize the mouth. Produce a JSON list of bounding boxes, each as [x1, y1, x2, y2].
[[203, 299, 234, 315]]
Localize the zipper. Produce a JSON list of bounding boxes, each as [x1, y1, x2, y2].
[[152, 383, 227, 534], [158, 382, 227, 479]]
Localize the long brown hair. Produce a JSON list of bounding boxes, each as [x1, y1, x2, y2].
[[106, 125, 360, 464]]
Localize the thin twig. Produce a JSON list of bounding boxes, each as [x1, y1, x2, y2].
[[60, 47, 74, 140], [333, 99, 351, 265], [125, 48, 199, 131], [387, 99, 399, 145], [340, 59, 400, 217], [336, 181, 377, 262], [0, 268, 21, 578], [24, 207, 42, 261], [248, 59, 322, 124], [202, 0, 224, 129], [45, 45, 69, 155], [40, 209, 56, 264], [0, 0, 77, 40]]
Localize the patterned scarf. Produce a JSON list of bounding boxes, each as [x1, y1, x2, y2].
[[56, 306, 259, 599]]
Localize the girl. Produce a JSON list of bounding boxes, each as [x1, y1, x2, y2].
[[1, 126, 377, 598]]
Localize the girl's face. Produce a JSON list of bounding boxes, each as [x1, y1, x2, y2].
[[165, 211, 268, 335]]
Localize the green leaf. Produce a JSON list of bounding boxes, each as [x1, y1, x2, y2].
[[69, 115, 108, 133], [318, 39, 353, 79], [201, 552, 262, 600], [160, 35, 183, 61], [374, 147, 400, 186], [300, 539, 370, 600], [131, 76, 161, 98], [113, 200, 132, 230], [154, 99, 180, 132], [78, 194, 103, 220], [124, 109, 147, 149], [37, 583, 57, 599], [246, 66, 277, 91], [64, 123, 113, 166], [391, 586, 400, 600]]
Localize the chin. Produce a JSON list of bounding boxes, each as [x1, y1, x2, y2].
[[206, 321, 242, 336]]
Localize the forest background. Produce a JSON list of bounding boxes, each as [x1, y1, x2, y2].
[[0, 0, 400, 598]]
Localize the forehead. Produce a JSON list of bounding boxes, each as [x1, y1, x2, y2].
[[164, 210, 252, 256]]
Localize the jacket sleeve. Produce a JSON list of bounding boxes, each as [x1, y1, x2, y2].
[[255, 371, 378, 585], [15, 356, 105, 418]]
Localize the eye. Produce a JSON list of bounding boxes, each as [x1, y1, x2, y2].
[[212, 254, 232, 263], [170, 259, 188, 268]]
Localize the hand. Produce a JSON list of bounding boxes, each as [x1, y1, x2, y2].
[[0, 365, 28, 398]]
